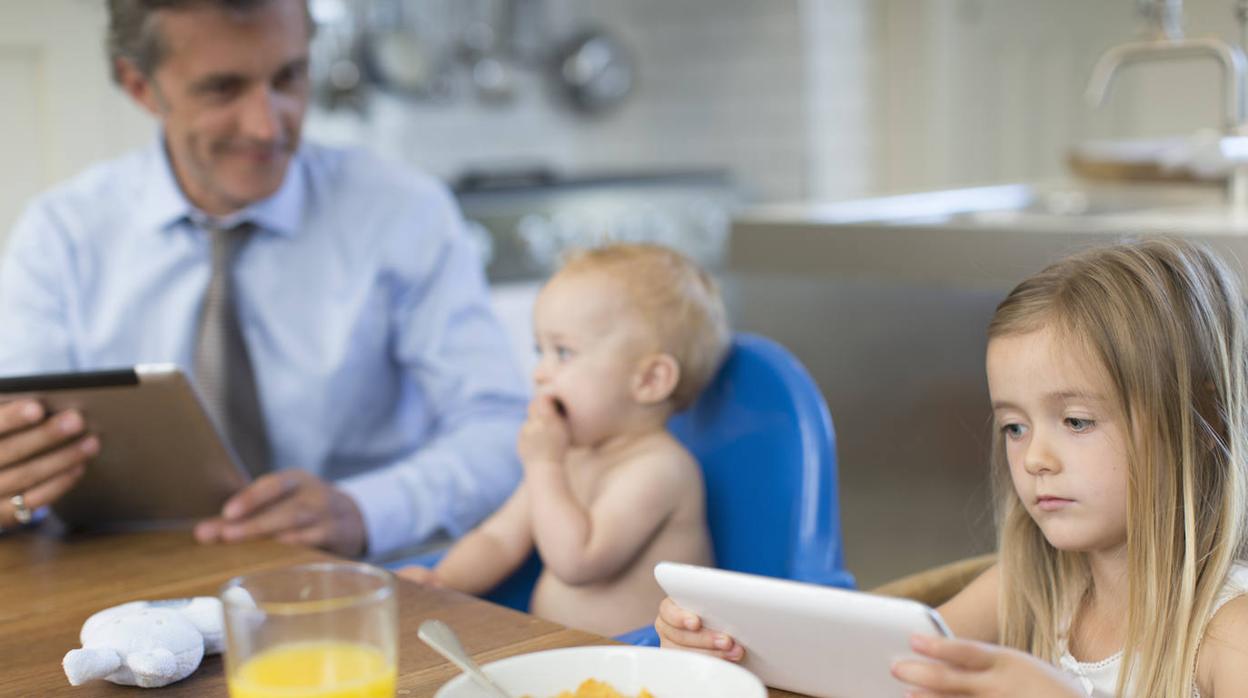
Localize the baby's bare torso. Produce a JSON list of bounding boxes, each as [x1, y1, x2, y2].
[[530, 434, 713, 637]]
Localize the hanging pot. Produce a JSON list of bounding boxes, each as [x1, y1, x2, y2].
[[552, 28, 635, 116]]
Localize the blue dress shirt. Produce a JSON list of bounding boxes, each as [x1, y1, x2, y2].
[[0, 139, 528, 557]]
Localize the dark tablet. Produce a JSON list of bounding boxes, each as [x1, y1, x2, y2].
[[0, 364, 249, 530]]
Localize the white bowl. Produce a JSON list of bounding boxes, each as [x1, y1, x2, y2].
[[433, 646, 767, 698]]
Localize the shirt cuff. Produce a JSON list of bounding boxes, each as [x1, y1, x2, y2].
[[339, 468, 439, 560]]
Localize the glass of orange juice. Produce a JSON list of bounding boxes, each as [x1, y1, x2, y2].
[[221, 562, 398, 698]]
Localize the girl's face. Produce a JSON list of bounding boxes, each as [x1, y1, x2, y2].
[[986, 326, 1129, 555], [530, 271, 650, 447]]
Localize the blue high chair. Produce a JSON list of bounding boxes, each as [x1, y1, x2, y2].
[[399, 332, 855, 644]]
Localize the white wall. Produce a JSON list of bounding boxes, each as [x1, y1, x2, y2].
[[803, 0, 876, 201], [0, 0, 155, 244]]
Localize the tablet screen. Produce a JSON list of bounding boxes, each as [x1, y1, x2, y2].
[[655, 562, 950, 698], [0, 365, 248, 529]]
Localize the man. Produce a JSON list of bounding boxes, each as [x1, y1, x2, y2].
[[0, 0, 527, 558]]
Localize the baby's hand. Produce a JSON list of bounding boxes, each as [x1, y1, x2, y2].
[[891, 634, 1084, 697], [656, 597, 745, 662], [517, 395, 570, 468], [395, 565, 443, 588]]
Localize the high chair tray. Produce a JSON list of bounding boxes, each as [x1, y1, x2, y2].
[[655, 561, 952, 698]]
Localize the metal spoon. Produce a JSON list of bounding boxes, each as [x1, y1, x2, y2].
[[418, 619, 515, 698]]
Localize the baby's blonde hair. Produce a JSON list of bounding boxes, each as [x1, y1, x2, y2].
[[987, 238, 1248, 696], [558, 243, 730, 411]]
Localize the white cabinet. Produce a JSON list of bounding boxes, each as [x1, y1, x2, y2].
[[874, 0, 1134, 192], [0, 1, 153, 249]]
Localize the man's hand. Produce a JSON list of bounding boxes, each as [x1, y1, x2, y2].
[[193, 470, 367, 557], [0, 401, 99, 528], [891, 634, 1085, 697], [517, 395, 570, 470]]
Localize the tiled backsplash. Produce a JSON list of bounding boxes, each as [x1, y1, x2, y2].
[[309, 0, 873, 204]]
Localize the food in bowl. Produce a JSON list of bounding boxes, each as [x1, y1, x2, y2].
[[434, 646, 766, 698], [525, 678, 655, 698]]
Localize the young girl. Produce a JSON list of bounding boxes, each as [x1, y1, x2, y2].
[[656, 238, 1248, 696]]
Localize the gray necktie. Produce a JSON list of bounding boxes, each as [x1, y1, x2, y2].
[[194, 223, 270, 478]]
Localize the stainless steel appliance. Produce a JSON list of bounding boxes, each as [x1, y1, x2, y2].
[[454, 167, 743, 383], [454, 168, 743, 283]]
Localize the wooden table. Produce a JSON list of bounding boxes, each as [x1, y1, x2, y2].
[[0, 530, 805, 697]]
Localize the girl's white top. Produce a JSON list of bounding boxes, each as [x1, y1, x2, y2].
[[1056, 563, 1248, 697]]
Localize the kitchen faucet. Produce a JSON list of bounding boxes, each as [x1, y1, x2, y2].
[[1085, 0, 1248, 215]]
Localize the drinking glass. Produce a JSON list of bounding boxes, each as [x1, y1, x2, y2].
[[221, 562, 398, 698]]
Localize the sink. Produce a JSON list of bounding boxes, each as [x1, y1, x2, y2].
[[743, 181, 1248, 235]]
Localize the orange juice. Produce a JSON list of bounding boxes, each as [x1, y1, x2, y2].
[[228, 641, 396, 698]]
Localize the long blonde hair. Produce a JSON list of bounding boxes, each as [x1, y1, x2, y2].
[[987, 238, 1248, 696]]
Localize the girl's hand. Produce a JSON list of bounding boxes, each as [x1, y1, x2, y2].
[[655, 597, 745, 662], [517, 395, 570, 468], [891, 634, 1084, 697], [395, 565, 443, 588]]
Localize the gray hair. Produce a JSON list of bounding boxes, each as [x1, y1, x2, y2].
[[106, 0, 310, 83]]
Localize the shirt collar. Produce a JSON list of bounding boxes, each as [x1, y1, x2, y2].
[[137, 136, 305, 238]]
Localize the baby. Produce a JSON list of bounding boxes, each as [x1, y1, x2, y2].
[[399, 243, 727, 636]]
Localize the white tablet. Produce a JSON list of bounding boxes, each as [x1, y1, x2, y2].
[[0, 364, 250, 530], [655, 561, 952, 698]]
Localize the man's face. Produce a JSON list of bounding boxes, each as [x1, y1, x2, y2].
[[121, 0, 311, 215]]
